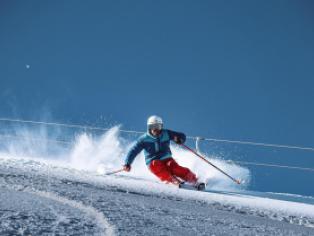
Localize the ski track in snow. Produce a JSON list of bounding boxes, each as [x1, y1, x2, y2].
[[0, 157, 314, 235], [31, 189, 115, 236], [0, 185, 115, 236], [0, 158, 115, 236]]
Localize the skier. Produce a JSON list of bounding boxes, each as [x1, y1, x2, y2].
[[123, 115, 204, 190]]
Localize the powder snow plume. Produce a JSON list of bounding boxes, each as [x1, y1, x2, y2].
[[0, 125, 250, 191]]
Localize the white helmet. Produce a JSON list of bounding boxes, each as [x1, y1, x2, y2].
[[147, 115, 163, 130]]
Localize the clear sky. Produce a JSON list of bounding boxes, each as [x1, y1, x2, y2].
[[1, 1, 314, 195]]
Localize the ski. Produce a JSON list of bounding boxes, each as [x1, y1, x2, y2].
[[179, 182, 206, 191]]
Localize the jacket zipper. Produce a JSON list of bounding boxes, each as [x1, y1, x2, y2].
[[155, 137, 160, 152]]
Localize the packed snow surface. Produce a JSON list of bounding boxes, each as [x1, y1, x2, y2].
[[0, 127, 314, 235]]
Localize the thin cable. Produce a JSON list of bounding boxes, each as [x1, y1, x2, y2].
[[0, 118, 144, 134], [0, 122, 313, 172], [1, 117, 314, 151], [228, 160, 314, 172], [0, 134, 71, 144], [188, 136, 314, 152]]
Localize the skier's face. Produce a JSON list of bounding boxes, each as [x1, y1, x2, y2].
[[151, 128, 162, 137], [148, 123, 162, 137]]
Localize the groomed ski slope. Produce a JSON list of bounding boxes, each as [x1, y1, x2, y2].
[[0, 127, 314, 235], [0, 156, 314, 236]]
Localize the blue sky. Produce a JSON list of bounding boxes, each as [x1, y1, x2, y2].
[[1, 1, 314, 195]]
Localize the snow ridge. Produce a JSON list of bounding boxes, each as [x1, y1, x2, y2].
[[0, 183, 116, 236], [32, 190, 116, 236]]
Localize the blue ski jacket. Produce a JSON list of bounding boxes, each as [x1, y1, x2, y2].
[[124, 129, 186, 166]]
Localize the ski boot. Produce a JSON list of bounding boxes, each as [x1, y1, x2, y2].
[[194, 182, 206, 191]]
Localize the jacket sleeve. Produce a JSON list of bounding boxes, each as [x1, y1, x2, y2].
[[124, 139, 144, 165], [167, 129, 186, 144]]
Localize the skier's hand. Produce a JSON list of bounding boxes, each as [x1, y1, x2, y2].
[[174, 136, 184, 144], [123, 164, 131, 172]]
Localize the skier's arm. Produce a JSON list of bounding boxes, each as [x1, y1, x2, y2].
[[124, 140, 144, 166], [167, 129, 186, 144]]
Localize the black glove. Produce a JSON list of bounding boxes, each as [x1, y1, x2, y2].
[[123, 164, 131, 172], [174, 136, 184, 144]]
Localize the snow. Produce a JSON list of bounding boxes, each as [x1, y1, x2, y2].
[[0, 126, 314, 235], [0, 186, 114, 235], [0, 156, 314, 235]]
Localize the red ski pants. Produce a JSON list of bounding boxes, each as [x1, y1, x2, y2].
[[149, 158, 197, 184]]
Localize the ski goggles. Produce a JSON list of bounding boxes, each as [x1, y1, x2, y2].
[[148, 123, 163, 131]]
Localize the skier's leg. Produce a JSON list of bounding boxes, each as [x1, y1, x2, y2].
[[166, 158, 197, 184], [149, 160, 181, 185]]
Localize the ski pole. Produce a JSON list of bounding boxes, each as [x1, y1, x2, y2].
[[103, 168, 124, 176], [180, 144, 241, 185]]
